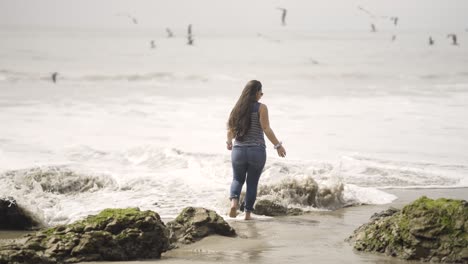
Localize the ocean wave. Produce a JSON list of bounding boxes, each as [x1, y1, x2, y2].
[[1, 146, 465, 226], [0, 69, 214, 83], [257, 176, 349, 210], [3, 68, 468, 84], [338, 155, 468, 189], [0, 165, 117, 194]]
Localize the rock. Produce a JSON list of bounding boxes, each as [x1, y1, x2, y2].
[[166, 207, 236, 245], [0, 208, 170, 263], [347, 196, 468, 263], [370, 207, 399, 221], [0, 197, 41, 230], [287, 207, 304, 216], [0, 244, 54, 264], [254, 199, 288, 216]]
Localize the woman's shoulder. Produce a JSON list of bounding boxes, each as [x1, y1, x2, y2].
[[258, 103, 268, 114]]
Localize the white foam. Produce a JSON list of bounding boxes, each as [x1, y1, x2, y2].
[[343, 184, 397, 205], [0, 147, 406, 226]]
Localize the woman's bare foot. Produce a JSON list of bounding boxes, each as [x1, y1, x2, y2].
[[244, 212, 253, 220], [229, 199, 238, 218], [229, 207, 237, 218]]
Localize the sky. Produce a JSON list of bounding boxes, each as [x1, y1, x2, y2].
[[0, 0, 467, 33]]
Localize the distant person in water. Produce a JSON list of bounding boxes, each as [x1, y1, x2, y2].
[[51, 72, 58, 83], [226, 80, 286, 220], [150, 40, 156, 49], [429, 36, 435, 46], [447, 34, 458, 45]]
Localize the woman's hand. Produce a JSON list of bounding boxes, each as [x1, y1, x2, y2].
[[277, 146, 286, 157], [226, 141, 233, 150]]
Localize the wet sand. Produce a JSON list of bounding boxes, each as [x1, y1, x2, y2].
[[1, 188, 466, 264]]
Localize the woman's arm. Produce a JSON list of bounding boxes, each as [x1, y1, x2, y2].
[[259, 104, 286, 157], [226, 129, 234, 150]]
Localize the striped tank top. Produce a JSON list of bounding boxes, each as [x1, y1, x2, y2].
[[234, 102, 266, 148]]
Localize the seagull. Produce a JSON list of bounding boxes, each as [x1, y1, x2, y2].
[[187, 24, 194, 45], [116, 13, 138, 24], [277, 7, 287, 26], [447, 34, 458, 45], [51, 72, 58, 83], [357, 6, 388, 19], [390, 17, 398, 26], [357, 6, 375, 17], [166, 28, 174, 38]]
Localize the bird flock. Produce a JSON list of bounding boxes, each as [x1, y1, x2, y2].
[[49, 6, 464, 83], [357, 5, 460, 46]]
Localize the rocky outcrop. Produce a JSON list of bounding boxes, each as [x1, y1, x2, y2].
[[254, 199, 303, 216], [0, 208, 169, 264], [0, 197, 41, 230], [347, 196, 468, 263], [167, 207, 236, 245]]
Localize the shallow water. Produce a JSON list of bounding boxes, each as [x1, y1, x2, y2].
[[1, 22, 468, 226]]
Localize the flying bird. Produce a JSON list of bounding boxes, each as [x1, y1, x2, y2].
[[187, 24, 194, 45], [51, 72, 58, 83], [166, 28, 174, 38], [357, 6, 375, 17], [357, 6, 388, 19], [429, 36, 434, 46], [116, 13, 138, 24], [277, 7, 287, 26]]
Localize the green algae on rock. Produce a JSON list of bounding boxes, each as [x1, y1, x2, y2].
[[0, 208, 169, 264], [347, 196, 468, 263], [167, 207, 236, 245]]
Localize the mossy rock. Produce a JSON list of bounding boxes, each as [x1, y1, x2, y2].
[[167, 207, 236, 245], [0, 208, 169, 264], [348, 196, 468, 263]]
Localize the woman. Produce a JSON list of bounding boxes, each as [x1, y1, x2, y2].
[[226, 80, 286, 220]]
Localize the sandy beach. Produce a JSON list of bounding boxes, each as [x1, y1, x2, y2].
[[1, 188, 465, 264]]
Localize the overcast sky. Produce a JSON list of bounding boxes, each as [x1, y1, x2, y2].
[[1, 0, 467, 32]]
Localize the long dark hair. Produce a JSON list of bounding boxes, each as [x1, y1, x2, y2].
[[227, 80, 262, 140]]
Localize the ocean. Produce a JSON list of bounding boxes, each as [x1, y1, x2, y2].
[[0, 25, 467, 227]]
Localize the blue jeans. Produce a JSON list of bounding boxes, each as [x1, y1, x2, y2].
[[229, 145, 266, 212]]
